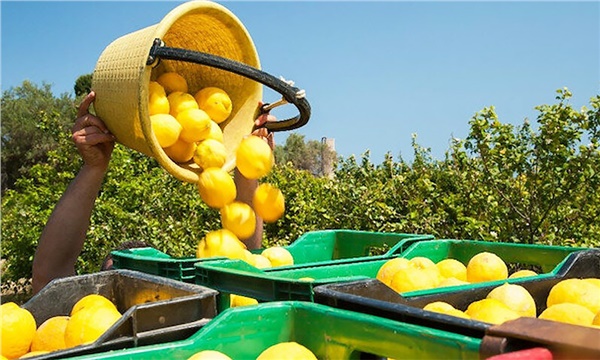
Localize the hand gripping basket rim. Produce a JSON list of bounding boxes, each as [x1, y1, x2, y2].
[[92, 0, 262, 183]]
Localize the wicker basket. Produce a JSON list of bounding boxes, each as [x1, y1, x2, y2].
[[92, 0, 261, 183]]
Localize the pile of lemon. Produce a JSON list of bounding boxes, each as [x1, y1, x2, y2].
[[1, 294, 121, 359], [423, 278, 600, 328], [186, 341, 316, 360]]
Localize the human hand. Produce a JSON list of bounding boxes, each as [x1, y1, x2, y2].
[[253, 104, 276, 150], [72, 91, 116, 170]]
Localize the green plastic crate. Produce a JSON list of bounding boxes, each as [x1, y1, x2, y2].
[[111, 230, 432, 283], [70, 301, 481, 360], [194, 240, 587, 311]]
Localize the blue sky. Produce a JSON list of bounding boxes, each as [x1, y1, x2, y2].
[[2, 1, 599, 163]]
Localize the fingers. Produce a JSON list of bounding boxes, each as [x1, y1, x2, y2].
[[255, 113, 276, 127], [73, 114, 110, 134], [77, 91, 96, 118], [73, 126, 115, 146]]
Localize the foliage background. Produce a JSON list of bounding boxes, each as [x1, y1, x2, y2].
[[1, 81, 599, 288]]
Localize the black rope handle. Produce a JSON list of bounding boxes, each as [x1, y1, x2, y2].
[[147, 39, 311, 132]]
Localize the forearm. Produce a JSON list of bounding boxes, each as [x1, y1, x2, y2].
[[234, 169, 263, 250], [32, 164, 107, 293]]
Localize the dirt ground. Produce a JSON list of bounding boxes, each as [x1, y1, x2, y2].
[[1, 259, 34, 305]]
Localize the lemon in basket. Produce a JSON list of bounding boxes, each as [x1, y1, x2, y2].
[[194, 87, 233, 124], [1, 302, 37, 359], [150, 114, 182, 148], [220, 201, 257, 240], [466, 252, 508, 283], [168, 91, 199, 118], [508, 269, 538, 279], [71, 294, 118, 315], [376, 257, 410, 287], [256, 342, 317, 360], [389, 266, 441, 293], [64, 303, 122, 348], [176, 108, 212, 143], [164, 138, 196, 163], [236, 135, 274, 179], [157, 71, 188, 94], [252, 183, 285, 223], [197, 168, 236, 209], [206, 120, 224, 142], [230, 294, 258, 307], [148, 81, 170, 115], [194, 139, 227, 170]]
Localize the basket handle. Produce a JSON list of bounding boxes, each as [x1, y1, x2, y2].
[[147, 39, 311, 132]]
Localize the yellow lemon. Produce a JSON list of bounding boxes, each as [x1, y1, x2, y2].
[[164, 138, 196, 163], [235, 135, 274, 180], [187, 350, 232, 360], [176, 108, 212, 143], [486, 283, 537, 317], [64, 305, 122, 348], [593, 310, 600, 326], [149, 87, 170, 115], [31, 315, 69, 352], [438, 277, 469, 288], [196, 229, 247, 260], [150, 114, 182, 148], [389, 267, 441, 293], [230, 294, 259, 307], [436, 259, 467, 282], [252, 183, 285, 223], [1, 302, 37, 359], [19, 351, 50, 358], [376, 257, 411, 287], [261, 246, 294, 267], [194, 87, 233, 124], [206, 121, 224, 142], [584, 278, 600, 290], [149, 81, 166, 96], [197, 168, 236, 209], [465, 298, 520, 325], [220, 201, 257, 240], [508, 270, 538, 279], [156, 72, 188, 94], [298, 277, 315, 282], [423, 301, 470, 319], [194, 139, 227, 170], [168, 91, 198, 118], [250, 254, 272, 269], [546, 278, 600, 314], [408, 257, 437, 270], [71, 294, 117, 316], [466, 252, 508, 283], [539, 303, 595, 326], [256, 342, 317, 360]]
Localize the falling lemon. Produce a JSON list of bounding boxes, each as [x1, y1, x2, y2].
[[220, 201, 257, 240], [150, 114, 182, 148], [197, 229, 247, 260], [252, 183, 285, 223], [194, 139, 227, 170], [194, 87, 233, 124], [197, 168, 236, 209], [261, 246, 294, 267], [156, 71, 188, 94], [236, 135, 274, 179]]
